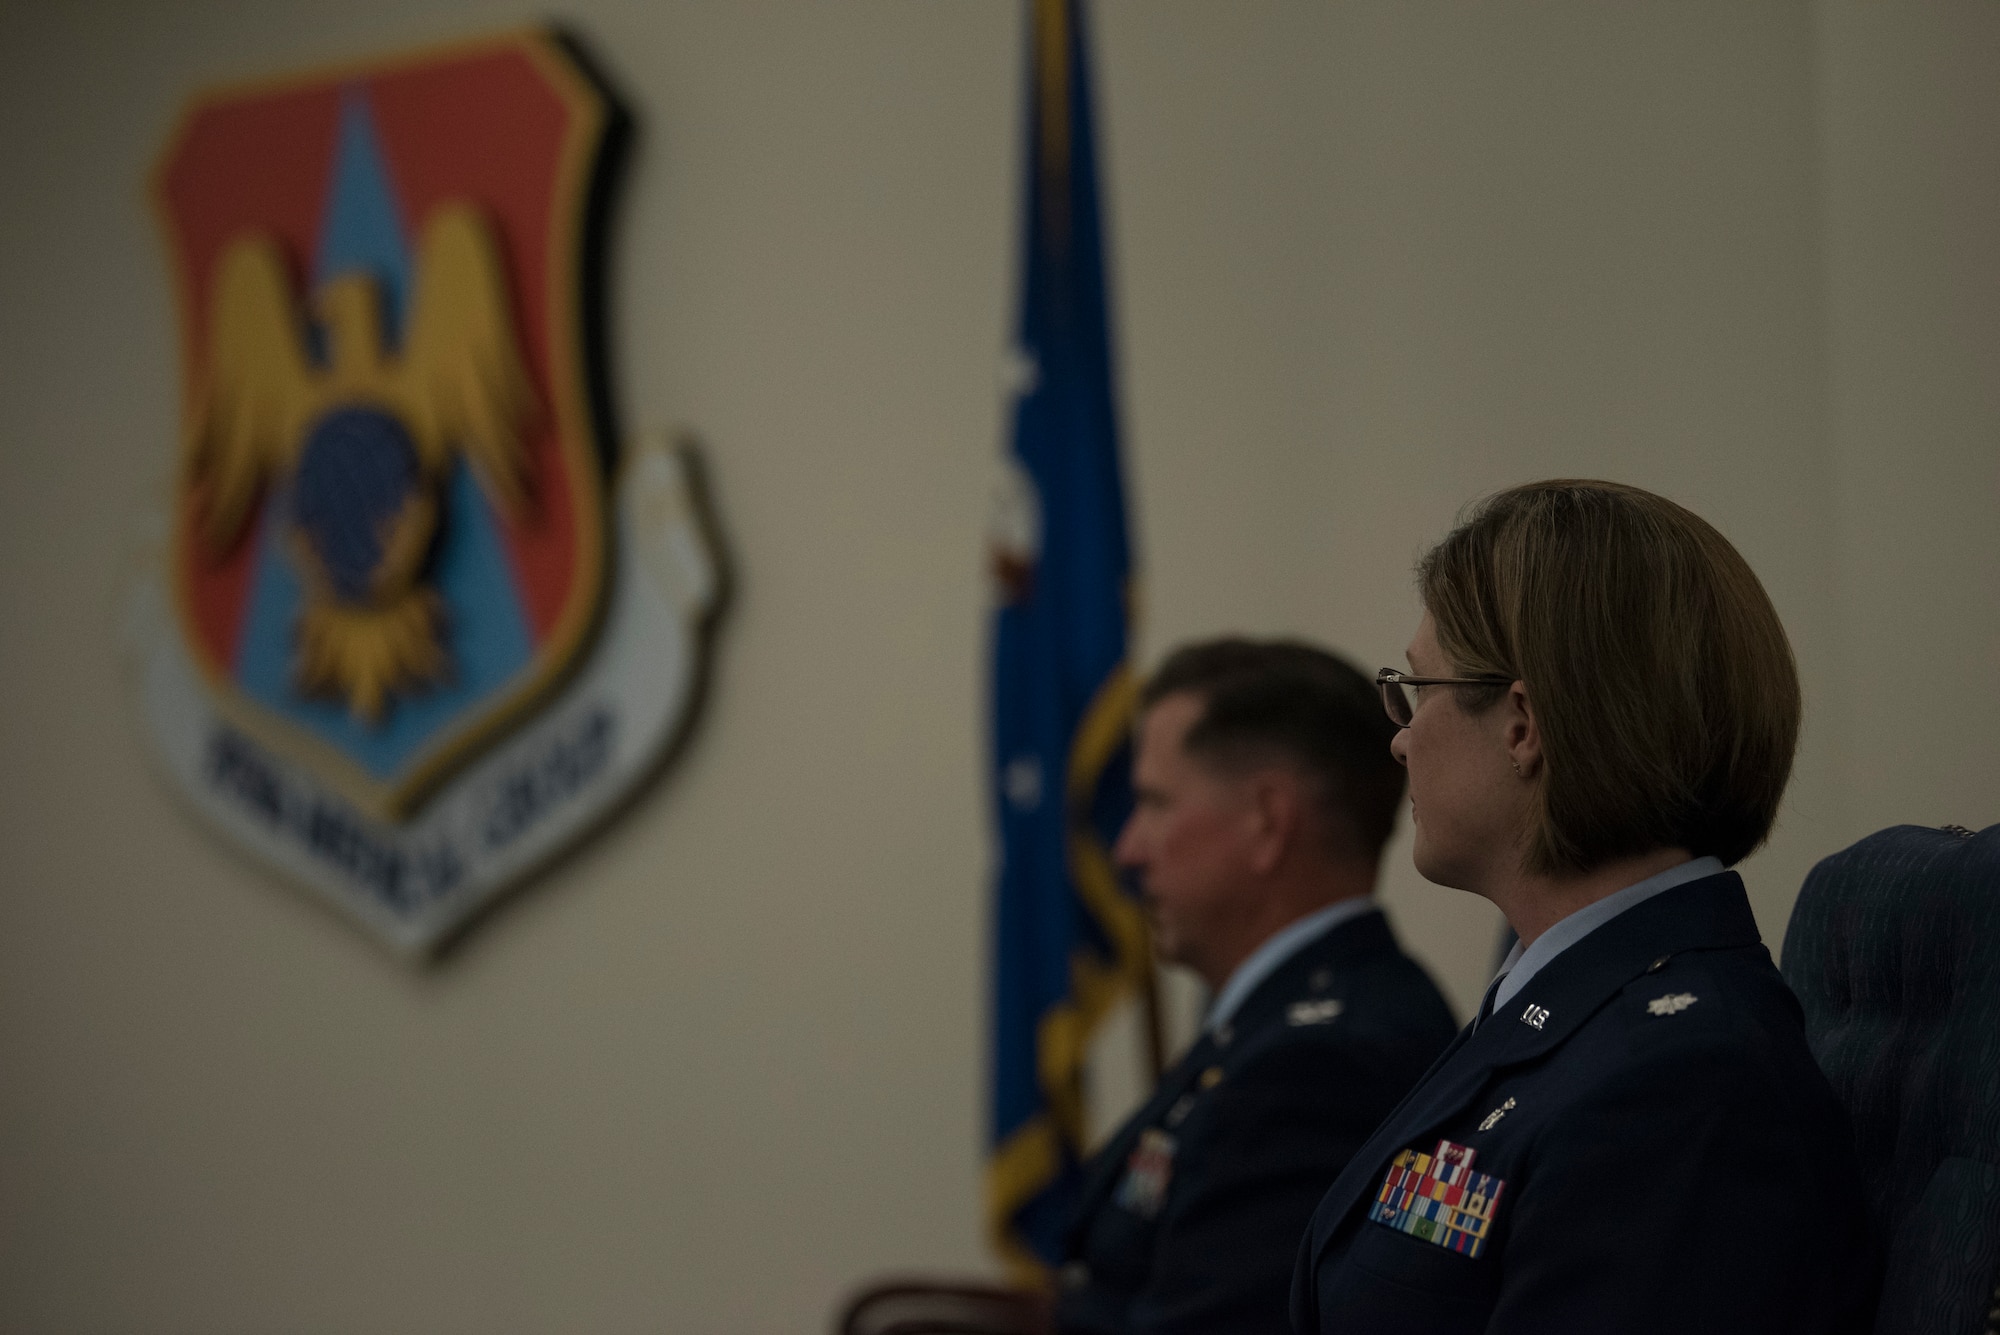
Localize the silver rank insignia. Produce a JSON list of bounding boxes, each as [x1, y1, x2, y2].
[[1115, 1128, 1177, 1219], [1477, 1096, 1516, 1132], [1288, 998, 1345, 1026], [1647, 992, 1699, 1016]]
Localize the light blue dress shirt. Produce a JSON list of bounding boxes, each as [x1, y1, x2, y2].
[[1487, 855, 1725, 1017], [1206, 896, 1379, 1033]]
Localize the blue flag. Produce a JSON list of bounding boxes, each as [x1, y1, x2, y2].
[[986, 0, 1147, 1280]]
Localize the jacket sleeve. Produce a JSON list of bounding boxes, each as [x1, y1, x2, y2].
[[1122, 1037, 1407, 1335], [1488, 1028, 1876, 1335]]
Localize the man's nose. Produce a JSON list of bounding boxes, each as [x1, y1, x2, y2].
[[1389, 728, 1411, 767], [1112, 816, 1142, 868]]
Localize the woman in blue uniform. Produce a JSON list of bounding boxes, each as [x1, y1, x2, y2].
[[1292, 480, 1875, 1334]]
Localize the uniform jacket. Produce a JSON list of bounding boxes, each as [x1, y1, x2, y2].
[[1291, 871, 1877, 1335], [1056, 907, 1456, 1335]]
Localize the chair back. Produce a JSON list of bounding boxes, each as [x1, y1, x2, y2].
[[1782, 822, 2000, 1335], [834, 1280, 1051, 1335]]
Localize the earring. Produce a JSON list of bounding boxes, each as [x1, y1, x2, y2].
[[1511, 760, 1522, 776]]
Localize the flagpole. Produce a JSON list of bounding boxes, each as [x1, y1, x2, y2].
[[1137, 955, 1165, 1082]]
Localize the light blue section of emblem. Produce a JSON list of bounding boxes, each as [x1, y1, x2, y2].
[[316, 89, 411, 334], [226, 84, 536, 783], [234, 465, 535, 780]]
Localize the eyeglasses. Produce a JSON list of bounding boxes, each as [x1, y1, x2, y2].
[[1376, 668, 1514, 728]]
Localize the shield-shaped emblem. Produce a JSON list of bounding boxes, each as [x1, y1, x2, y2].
[[134, 30, 722, 954], [155, 29, 612, 818]]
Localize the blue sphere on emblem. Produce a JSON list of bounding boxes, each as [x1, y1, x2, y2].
[[291, 406, 427, 603]]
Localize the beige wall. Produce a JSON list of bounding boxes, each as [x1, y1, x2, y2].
[[0, 2, 1991, 1331], [1813, 2, 2000, 835]]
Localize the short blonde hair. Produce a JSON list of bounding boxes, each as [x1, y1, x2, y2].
[[1418, 480, 1799, 874]]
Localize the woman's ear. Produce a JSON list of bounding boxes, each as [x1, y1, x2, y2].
[[1504, 680, 1543, 779]]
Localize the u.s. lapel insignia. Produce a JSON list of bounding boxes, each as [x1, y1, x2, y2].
[[1519, 1002, 1551, 1029], [1477, 1097, 1516, 1132], [136, 32, 723, 955], [1288, 998, 1344, 1026], [1647, 992, 1699, 1016], [1114, 1128, 1177, 1219], [1368, 1139, 1506, 1258]]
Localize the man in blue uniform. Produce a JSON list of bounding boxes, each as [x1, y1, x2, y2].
[[1055, 640, 1458, 1335]]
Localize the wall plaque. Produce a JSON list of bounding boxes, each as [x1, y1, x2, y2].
[[135, 30, 718, 953]]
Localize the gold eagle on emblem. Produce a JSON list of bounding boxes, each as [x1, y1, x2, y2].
[[187, 205, 536, 724]]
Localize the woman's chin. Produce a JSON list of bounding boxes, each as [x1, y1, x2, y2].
[[1409, 843, 1444, 887], [1410, 841, 1476, 893]]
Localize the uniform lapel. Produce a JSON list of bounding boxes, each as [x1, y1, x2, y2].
[[1070, 906, 1392, 1239], [1301, 872, 1762, 1270], [1068, 1030, 1218, 1236], [1225, 906, 1394, 1035]]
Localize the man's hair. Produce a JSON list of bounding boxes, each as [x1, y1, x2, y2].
[[1418, 479, 1800, 875], [1142, 638, 1405, 863]]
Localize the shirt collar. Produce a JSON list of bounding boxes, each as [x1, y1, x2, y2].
[[1206, 896, 1378, 1032], [1490, 855, 1724, 1014]]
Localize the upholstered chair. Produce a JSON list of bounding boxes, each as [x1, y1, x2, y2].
[[1783, 823, 2000, 1335]]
